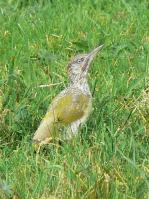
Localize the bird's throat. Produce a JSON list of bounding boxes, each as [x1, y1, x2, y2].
[[69, 77, 91, 94]]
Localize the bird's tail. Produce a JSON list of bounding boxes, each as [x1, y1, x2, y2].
[[33, 114, 56, 145]]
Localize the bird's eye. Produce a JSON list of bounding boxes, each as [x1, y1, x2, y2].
[[76, 57, 84, 64]]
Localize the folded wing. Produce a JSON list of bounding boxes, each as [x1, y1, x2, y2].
[[44, 91, 90, 124]]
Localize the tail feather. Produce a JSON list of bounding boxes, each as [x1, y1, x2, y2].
[[33, 117, 55, 145]]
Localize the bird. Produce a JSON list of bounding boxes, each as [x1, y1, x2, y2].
[[33, 45, 103, 145]]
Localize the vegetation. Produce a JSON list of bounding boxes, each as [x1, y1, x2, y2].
[[0, 0, 149, 198]]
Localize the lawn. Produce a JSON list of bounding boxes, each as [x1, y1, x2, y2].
[[0, 0, 149, 198]]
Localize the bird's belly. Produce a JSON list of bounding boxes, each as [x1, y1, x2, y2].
[[79, 98, 92, 123]]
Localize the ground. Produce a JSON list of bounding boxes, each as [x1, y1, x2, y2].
[[0, 0, 149, 198]]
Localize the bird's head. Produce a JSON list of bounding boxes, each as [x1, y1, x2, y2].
[[68, 45, 103, 83]]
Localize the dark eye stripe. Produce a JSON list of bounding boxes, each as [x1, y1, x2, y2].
[[82, 58, 89, 71]]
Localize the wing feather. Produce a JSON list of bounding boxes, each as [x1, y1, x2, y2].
[[44, 91, 90, 124]]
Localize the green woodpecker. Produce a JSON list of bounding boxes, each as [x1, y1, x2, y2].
[[33, 45, 103, 145]]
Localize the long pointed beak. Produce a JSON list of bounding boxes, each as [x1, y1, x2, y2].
[[82, 45, 103, 71], [82, 45, 103, 72], [88, 44, 104, 59]]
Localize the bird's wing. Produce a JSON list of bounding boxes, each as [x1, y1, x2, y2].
[[44, 90, 90, 124]]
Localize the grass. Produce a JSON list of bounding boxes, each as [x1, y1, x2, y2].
[[0, 0, 149, 198]]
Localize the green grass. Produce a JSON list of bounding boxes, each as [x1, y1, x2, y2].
[[0, 0, 149, 198]]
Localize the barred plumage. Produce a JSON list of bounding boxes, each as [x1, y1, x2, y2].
[[33, 45, 103, 145]]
